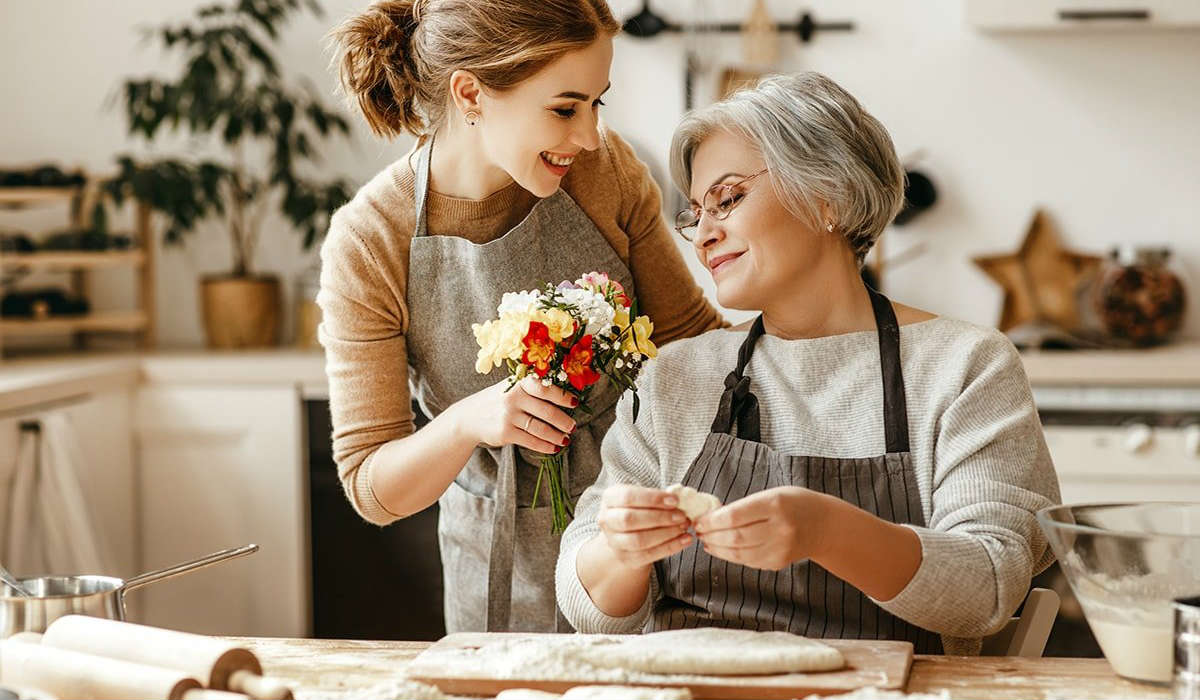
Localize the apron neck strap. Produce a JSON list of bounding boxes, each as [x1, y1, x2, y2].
[[709, 315, 765, 441], [709, 287, 910, 453], [412, 134, 434, 239], [867, 285, 910, 454]]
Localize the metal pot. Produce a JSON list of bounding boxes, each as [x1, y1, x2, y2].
[[0, 544, 257, 639]]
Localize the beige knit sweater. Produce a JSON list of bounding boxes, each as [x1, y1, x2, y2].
[[317, 126, 724, 525]]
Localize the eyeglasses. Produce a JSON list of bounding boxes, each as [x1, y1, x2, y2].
[[674, 169, 768, 241]]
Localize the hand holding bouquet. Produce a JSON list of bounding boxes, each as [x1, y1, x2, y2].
[[472, 272, 657, 534]]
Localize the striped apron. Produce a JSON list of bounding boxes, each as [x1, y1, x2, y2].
[[649, 286, 943, 654]]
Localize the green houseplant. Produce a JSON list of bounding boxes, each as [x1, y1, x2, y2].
[[103, 0, 352, 347]]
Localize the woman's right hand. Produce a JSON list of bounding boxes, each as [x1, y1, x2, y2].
[[452, 376, 577, 453], [598, 485, 693, 570]]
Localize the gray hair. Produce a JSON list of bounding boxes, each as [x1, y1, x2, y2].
[[669, 71, 904, 266]]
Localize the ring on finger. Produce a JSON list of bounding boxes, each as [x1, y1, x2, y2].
[[523, 414, 534, 432]]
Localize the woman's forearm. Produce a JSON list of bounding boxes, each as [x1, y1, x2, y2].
[[812, 496, 923, 602], [367, 402, 480, 518], [576, 534, 653, 617]]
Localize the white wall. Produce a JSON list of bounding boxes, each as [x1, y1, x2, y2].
[[3, 0, 1199, 345]]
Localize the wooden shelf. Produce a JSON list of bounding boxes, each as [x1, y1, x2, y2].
[[0, 249, 145, 270], [0, 187, 83, 208], [0, 310, 148, 336]]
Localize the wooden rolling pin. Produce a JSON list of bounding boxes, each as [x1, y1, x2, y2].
[[0, 634, 243, 700], [42, 616, 293, 700]]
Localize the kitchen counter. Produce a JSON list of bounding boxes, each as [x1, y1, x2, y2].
[[228, 637, 1170, 700], [3, 338, 1200, 412]]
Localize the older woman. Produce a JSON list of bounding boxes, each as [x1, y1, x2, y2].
[[555, 72, 1061, 655]]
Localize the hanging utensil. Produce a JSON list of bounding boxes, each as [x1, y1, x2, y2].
[[741, 0, 778, 67]]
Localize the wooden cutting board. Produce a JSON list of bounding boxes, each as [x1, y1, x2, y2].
[[406, 633, 913, 699]]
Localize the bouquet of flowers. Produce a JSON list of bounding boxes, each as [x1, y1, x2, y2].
[[472, 272, 657, 534]]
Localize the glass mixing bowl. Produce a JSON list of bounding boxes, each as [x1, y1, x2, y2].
[[1038, 502, 1200, 683]]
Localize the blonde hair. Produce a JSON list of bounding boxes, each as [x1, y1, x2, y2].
[[669, 72, 904, 266], [330, 0, 619, 139]]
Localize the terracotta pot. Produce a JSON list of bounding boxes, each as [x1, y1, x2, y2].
[[200, 275, 281, 348]]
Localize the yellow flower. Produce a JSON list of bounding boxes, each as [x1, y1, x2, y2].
[[622, 315, 657, 358], [534, 307, 576, 343], [612, 307, 630, 331], [473, 313, 531, 373]]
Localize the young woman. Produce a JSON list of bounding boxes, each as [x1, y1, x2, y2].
[[557, 72, 1061, 655], [319, 0, 722, 634]]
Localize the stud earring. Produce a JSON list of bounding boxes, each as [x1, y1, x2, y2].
[[464, 110, 479, 127], [826, 222, 834, 232]]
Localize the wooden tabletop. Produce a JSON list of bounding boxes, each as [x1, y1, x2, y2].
[[227, 637, 1171, 699]]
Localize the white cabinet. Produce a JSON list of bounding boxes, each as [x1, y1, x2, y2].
[[966, 0, 1200, 31], [133, 385, 307, 637], [0, 389, 137, 581], [1045, 424, 1200, 503]]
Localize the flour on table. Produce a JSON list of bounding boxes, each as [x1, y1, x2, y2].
[[563, 685, 693, 699], [495, 690, 564, 700], [295, 679, 448, 700], [801, 690, 950, 700], [574, 628, 845, 675], [666, 484, 721, 521]]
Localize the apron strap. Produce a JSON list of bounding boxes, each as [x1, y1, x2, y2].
[[486, 444, 516, 631], [412, 134, 433, 239], [710, 315, 765, 441], [866, 286, 910, 454]]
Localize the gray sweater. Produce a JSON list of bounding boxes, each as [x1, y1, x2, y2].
[[556, 317, 1062, 655]]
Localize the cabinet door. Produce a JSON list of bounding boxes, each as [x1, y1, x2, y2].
[[1044, 425, 1200, 503], [134, 386, 307, 637], [0, 390, 136, 582]]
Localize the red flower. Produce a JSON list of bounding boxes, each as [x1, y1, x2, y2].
[[614, 292, 631, 308], [521, 322, 555, 377], [562, 335, 601, 390]]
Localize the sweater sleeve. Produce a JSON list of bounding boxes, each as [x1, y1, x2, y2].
[[316, 215, 413, 527], [872, 333, 1062, 638], [557, 361, 668, 633], [603, 128, 727, 344]]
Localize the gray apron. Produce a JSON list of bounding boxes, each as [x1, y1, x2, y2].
[[405, 136, 633, 633], [650, 287, 944, 654]]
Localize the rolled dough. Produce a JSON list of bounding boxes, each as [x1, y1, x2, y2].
[[574, 628, 845, 676]]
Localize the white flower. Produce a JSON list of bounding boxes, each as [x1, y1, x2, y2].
[[558, 371, 568, 381], [497, 290, 539, 316], [615, 359, 624, 368], [542, 378, 553, 387]]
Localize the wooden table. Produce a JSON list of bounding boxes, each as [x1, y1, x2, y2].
[[228, 637, 1171, 699]]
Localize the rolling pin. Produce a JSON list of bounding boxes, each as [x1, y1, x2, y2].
[[42, 616, 293, 700], [0, 634, 243, 700]]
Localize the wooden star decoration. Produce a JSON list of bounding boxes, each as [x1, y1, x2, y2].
[[972, 209, 1103, 332]]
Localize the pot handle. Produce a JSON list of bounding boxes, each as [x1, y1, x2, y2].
[[121, 544, 259, 593]]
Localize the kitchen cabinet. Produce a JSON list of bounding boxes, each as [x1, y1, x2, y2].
[[965, 0, 1200, 32], [0, 388, 137, 583], [133, 385, 307, 637], [1034, 385, 1200, 504]]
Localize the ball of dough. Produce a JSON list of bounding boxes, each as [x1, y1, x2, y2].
[[666, 484, 721, 522]]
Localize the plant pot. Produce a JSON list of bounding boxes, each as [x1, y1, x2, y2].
[[200, 274, 281, 348]]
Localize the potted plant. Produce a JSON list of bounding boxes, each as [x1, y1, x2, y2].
[[103, 0, 352, 348]]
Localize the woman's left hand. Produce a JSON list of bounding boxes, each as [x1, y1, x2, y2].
[[693, 486, 833, 571]]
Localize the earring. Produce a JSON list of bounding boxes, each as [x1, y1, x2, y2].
[[826, 222, 834, 232], [464, 110, 479, 127]]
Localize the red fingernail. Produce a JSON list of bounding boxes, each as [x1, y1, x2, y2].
[[562, 436, 571, 446], [571, 397, 579, 407]]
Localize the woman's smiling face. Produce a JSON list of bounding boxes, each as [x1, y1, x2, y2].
[[475, 37, 614, 198], [687, 129, 839, 311]]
